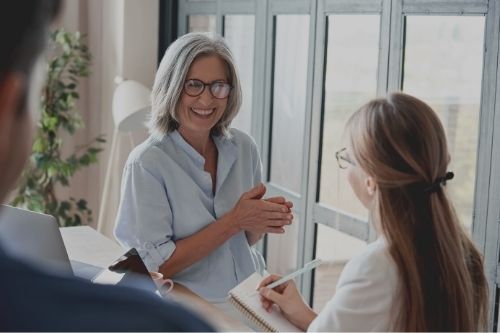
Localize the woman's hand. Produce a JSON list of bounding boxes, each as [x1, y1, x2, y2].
[[265, 196, 293, 210], [158, 184, 293, 278], [258, 274, 317, 331], [245, 195, 294, 245], [230, 183, 293, 234]]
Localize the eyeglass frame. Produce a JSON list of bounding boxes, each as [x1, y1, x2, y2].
[[335, 147, 356, 169], [183, 79, 233, 99]]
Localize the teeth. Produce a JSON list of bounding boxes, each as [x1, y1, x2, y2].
[[191, 108, 215, 116]]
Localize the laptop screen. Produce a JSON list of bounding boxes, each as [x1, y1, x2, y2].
[[0, 205, 73, 276], [92, 248, 158, 294]]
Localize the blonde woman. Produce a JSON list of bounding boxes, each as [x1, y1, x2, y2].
[[258, 92, 488, 331], [115, 33, 293, 302]]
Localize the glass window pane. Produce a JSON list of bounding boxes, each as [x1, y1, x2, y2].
[[269, 15, 310, 194], [403, 16, 485, 231], [188, 15, 216, 33], [319, 15, 380, 220], [266, 213, 300, 275], [224, 15, 255, 135], [313, 224, 366, 311]]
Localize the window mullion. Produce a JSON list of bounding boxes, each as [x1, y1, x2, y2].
[[478, 0, 500, 329], [387, 0, 404, 92]]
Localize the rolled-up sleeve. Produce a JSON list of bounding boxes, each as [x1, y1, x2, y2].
[[114, 161, 176, 272]]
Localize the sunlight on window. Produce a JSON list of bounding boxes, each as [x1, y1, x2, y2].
[[266, 213, 300, 276], [188, 15, 216, 33], [319, 15, 380, 220], [224, 15, 255, 135], [269, 15, 310, 194], [403, 16, 485, 231]]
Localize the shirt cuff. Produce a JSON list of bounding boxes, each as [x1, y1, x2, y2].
[[141, 240, 176, 272], [250, 247, 266, 275]]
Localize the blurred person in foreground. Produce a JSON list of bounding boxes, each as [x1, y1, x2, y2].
[[0, 1, 212, 331]]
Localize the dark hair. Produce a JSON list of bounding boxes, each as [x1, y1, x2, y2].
[[0, 0, 62, 78]]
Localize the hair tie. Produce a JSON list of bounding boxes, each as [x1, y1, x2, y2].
[[424, 171, 454, 194]]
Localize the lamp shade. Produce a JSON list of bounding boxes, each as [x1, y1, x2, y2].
[[112, 79, 151, 132]]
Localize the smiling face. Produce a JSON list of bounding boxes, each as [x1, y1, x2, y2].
[[177, 55, 229, 137]]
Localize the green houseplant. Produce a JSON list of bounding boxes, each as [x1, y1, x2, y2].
[[12, 30, 105, 227]]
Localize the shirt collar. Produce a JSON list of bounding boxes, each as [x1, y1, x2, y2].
[[168, 130, 206, 168], [168, 130, 238, 191], [213, 134, 238, 193]]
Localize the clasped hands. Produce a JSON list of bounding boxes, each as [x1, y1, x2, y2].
[[228, 183, 294, 234]]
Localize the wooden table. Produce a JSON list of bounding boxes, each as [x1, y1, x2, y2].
[[60, 226, 250, 331]]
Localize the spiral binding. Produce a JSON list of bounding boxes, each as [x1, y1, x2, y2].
[[229, 295, 277, 332]]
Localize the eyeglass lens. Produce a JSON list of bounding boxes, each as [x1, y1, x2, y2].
[[184, 79, 231, 99], [336, 148, 354, 169]]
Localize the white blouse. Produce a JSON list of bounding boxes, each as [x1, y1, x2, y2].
[[308, 237, 399, 332]]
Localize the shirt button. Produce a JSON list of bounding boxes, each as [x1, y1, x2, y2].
[[144, 242, 153, 250]]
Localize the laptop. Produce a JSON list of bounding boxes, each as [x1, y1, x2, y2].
[[0, 204, 73, 275], [0, 205, 158, 294]]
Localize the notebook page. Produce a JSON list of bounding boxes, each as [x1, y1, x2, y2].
[[229, 273, 301, 332]]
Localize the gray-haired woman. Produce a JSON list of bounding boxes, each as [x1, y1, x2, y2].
[[114, 32, 293, 302]]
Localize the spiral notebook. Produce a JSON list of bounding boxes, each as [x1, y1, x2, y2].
[[228, 273, 301, 332]]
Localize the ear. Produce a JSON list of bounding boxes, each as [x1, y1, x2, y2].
[[365, 176, 377, 196], [0, 72, 25, 159]]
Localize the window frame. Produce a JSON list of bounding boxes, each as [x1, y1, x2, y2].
[[387, 3, 497, 327], [302, 0, 389, 303], [173, 0, 500, 328]]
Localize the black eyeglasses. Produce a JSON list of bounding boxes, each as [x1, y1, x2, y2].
[[335, 147, 355, 169], [183, 79, 232, 99]]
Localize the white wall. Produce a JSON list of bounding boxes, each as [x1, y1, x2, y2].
[[55, 0, 158, 230]]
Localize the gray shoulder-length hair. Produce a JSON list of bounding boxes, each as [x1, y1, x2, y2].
[[149, 32, 242, 138]]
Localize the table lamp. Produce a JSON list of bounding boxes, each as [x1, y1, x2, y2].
[[111, 77, 151, 132]]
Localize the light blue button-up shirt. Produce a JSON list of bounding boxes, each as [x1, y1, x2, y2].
[[114, 129, 266, 302]]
